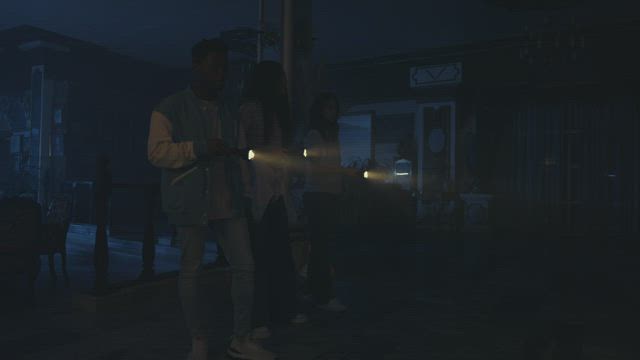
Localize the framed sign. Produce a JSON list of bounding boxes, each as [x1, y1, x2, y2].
[[410, 62, 462, 88]]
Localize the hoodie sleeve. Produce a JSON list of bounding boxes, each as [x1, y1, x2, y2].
[[147, 111, 199, 169]]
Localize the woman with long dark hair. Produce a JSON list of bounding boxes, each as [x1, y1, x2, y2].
[[239, 61, 306, 340], [303, 92, 347, 312]]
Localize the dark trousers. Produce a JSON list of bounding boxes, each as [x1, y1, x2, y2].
[[250, 197, 297, 327], [303, 192, 339, 305]]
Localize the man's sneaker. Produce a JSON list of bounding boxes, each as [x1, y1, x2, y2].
[[290, 313, 309, 325], [250, 326, 272, 340], [318, 298, 347, 312], [227, 337, 277, 360], [301, 294, 312, 303]]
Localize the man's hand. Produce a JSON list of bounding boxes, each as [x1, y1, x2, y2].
[[344, 167, 361, 177], [207, 138, 230, 157], [225, 147, 251, 159]]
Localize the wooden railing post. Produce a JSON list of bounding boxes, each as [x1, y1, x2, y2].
[[140, 184, 157, 280], [93, 155, 111, 294]]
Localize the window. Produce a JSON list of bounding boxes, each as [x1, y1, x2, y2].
[[338, 112, 374, 168], [54, 108, 63, 125], [10, 134, 22, 154], [374, 114, 414, 144], [374, 114, 415, 170], [53, 134, 64, 156]]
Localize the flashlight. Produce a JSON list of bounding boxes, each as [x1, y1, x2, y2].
[[247, 149, 255, 160], [303, 148, 308, 158], [363, 170, 369, 179]]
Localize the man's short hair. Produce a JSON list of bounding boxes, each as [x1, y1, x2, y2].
[[192, 38, 228, 63]]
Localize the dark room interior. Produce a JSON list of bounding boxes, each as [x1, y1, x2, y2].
[[1, 1, 639, 359]]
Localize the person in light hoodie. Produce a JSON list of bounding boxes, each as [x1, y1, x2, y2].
[[147, 38, 275, 360]]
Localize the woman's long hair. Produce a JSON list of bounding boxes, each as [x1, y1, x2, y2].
[[309, 92, 340, 143], [243, 61, 292, 147]]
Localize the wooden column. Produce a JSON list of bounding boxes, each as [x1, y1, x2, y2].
[[93, 155, 111, 294], [281, 0, 294, 94], [257, 0, 265, 63], [292, 0, 313, 142], [140, 184, 157, 280]]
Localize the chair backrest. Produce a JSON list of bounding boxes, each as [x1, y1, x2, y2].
[[46, 194, 72, 225], [0, 197, 42, 249]]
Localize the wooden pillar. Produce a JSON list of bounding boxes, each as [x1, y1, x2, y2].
[[292, 0, 313, 142], [140, 184, 157, 280], [93, 154, 111, 293], [631, 100, 640, 234], [257, 0, 265, 63], [282, 0, 294, 95]]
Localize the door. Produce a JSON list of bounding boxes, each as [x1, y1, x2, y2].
[[416, 102, 456, 200]]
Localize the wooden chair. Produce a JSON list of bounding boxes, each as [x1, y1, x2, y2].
[[435, 191, 463, 233], [39, 194, 72, 287], [0, 196, 42, 303]]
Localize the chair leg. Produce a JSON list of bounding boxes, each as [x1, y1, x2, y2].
[[48, 253, 57, 288], [61, 247, 70, 287], [26, 254, 40, 306]]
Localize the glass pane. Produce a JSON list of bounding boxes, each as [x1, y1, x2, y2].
[[338, 113, 372, 168]]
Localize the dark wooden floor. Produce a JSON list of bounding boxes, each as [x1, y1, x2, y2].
[[0, 225, 637, 359]]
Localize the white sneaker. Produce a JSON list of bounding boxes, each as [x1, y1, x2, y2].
[[290, 313, 309, 325], [250, 326, 272, 340], [299, 264, 308, 278], [318, 298, 347, 312], [227, 337, 277, 360]]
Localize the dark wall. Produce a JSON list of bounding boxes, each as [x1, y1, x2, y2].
[[327, 21, 640, 103], [47, 47, 185, 183], [326, 21, 640, 234]]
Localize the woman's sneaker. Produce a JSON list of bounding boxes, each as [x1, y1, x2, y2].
[[290, 313, 309, 325], [250, 326, 272, 340], [318, 298, 347, 312], [227, 337, 277, 360]]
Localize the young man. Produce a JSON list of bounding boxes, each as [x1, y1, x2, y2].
[[148, 39, 276, 360]]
